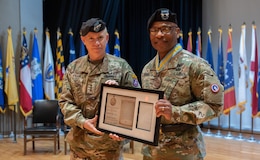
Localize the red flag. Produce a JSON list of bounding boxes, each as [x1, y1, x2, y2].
[[250, 22, 260, 117], [224, 25, 236, 114], [187, 29, 192, 52], [19, 31, 32, 116]]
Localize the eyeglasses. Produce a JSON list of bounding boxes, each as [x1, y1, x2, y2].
[[149, 26, 177, 35]]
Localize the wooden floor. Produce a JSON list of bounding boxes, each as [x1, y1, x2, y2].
[[1, 130, 260, 160]]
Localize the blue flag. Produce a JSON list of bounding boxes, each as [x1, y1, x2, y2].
[[106, 43, 110, 54], [0, 46, 4, 113], [114, 30, 120, 57], [217, 27, 224, 84], [206, 29, 214, 70], [69, 30, 76, 63], [179, 31, 184, 48], [31, 31, 44, 102], [195, 28, 201, 57], [79, 40, 86, 57]]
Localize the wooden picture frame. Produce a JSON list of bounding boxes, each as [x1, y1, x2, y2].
[[97, 84, 164, 146]]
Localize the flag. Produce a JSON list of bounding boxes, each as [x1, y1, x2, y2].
[[206, 28, 214, 70], [55, 29, 65, 99], [31, 30, 44, 102], [187, 29, 192, 52], [237, 23, 248, 114], [114, 29, 121, 57], [217, 26, 224, 85], [106, 43, 110, 54], [0, 46, 4, 113], [195, 27, 202, 57], [79, 40, 86, 57], [43, 30, 55, 100], [19, 30, 32, 116], [249, 22, 260, 117], [256, 34, 260, 118], [4, 27, 18, 111], [224, 26, 236, 115], [179, 30, 184, 48], [68, 29, 76, 63]]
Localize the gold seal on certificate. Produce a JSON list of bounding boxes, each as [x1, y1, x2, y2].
[[110, 96, 116, 106]]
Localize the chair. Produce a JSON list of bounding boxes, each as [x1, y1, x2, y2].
[[23, 99, 61, 155], [63, 124, 70, 154], [59, 108, 71, 155], [130, 140, 134, 154]]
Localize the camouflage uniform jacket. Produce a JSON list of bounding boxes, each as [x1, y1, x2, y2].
[[141, 45, 224, 160], [59, 54, 140, 159]]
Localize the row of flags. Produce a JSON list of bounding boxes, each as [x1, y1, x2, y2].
[[106, 29, 121, 57], [0, 28, 62, 117], [0, 27, 121, 117], [180, 23, 260, 118]]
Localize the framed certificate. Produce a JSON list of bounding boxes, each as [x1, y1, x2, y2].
[[97, 84, 164, 146]]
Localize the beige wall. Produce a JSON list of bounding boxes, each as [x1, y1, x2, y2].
[[0, 0, 43, 136]]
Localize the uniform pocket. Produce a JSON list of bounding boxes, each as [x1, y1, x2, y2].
[[70, 73, 86, 104]]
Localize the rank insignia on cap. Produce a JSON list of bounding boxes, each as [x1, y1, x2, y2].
[[93, 22, 102, 32], [211, 84, 220, 93], [147, 8, 178, 31], [80, 18, 106, 36], [161, 9, 170, 20]]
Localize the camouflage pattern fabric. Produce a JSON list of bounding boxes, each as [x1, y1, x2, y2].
[[141, 46, 224, 160], [59, 54, 140, 159]]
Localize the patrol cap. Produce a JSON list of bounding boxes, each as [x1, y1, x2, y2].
[[147, 8, 178, 30], [80, 18, 106, 36]]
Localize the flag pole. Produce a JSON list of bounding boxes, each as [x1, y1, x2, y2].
[[204, 121, 212, 136], [247, 117, 256, 142], [215, 115, 223, 137], [236, 113, 243, 140], [225, 113, 233, 139], [0, 114, 3, 139], [9, 106, 14, 139], [13, 104, 16, 143]]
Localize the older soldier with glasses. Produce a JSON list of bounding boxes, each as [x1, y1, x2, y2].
[[59, 18, 140, 160], [141, 8, 224, 160]]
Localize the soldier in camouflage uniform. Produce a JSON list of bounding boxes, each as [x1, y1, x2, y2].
[[59, 18, 140, 160], [141, 8, 224, 160]]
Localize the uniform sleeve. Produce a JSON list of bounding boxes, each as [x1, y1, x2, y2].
[[120, 61, 141, 88], [59, 65, 86, 129], [165, 60, 224, 125]]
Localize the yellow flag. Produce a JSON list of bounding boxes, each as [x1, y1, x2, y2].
[[4, 28, 18, 111]]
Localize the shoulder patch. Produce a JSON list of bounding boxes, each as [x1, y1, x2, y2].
[[132, 74, 139, 87], [211, 84, 220, 93]]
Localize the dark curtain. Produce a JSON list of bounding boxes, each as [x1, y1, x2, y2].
[[43, 0, 202, 81]]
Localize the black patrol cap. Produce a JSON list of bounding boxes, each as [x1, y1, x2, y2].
[[80, 18, 106, 36], [147, 8, 178, 31]]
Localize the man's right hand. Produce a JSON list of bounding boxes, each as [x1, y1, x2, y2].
[[83, 115, 104, 135]]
